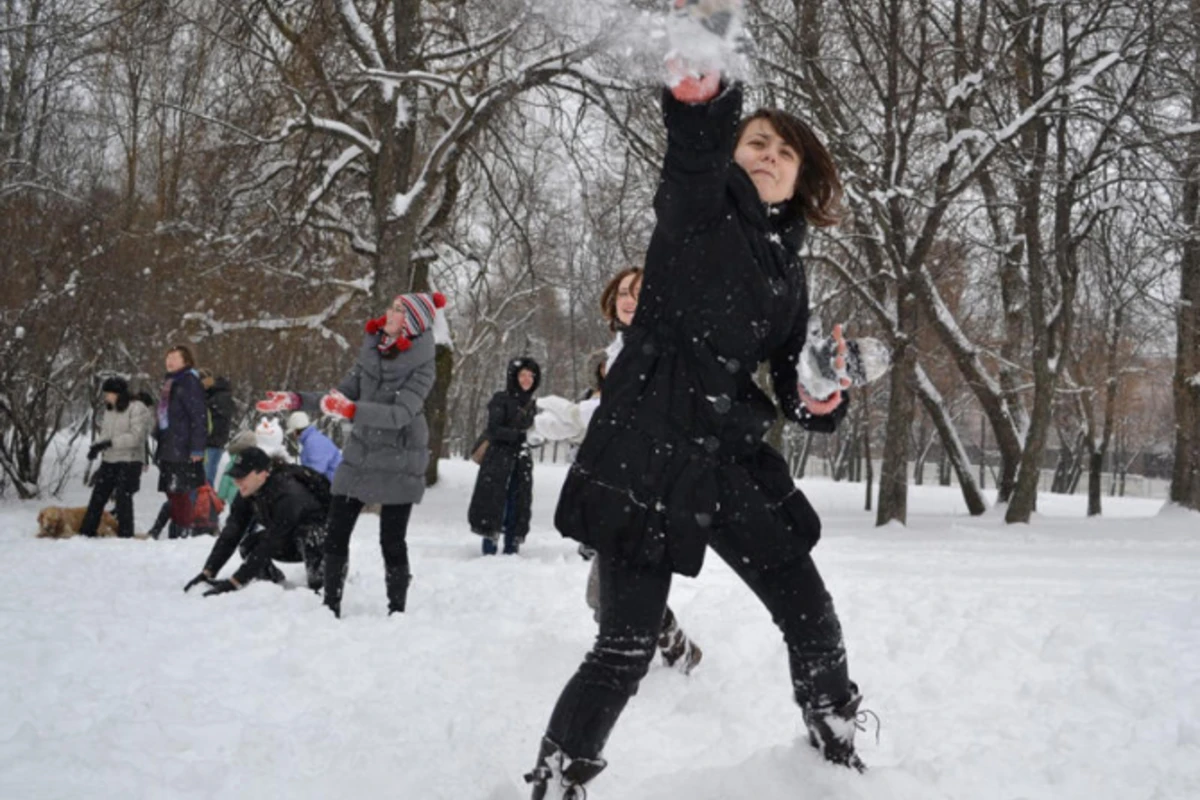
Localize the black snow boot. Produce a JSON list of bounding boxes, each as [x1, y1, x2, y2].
[[261, 562, 286, 585], [524, 737, 606, 800], [802, 683, 872, 773], [146, 505, 171, 540], [323, 552, 349, 618], [386, 569, 412, 615]]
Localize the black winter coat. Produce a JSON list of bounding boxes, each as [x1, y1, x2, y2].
[[155, 368, 208, 475], [205, 377, 235, 448], [468, 357, 540, 538], [555, 85, 847, 577], [204, 468, 327, 585]]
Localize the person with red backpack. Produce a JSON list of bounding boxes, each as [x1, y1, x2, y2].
[[184, 447, 330, 596]]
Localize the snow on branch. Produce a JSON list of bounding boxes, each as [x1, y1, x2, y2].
[[183, 292, 359, 350], [303, 116, 380, 155], [303, 145, 367, 218], [335, 0, 385, 71]]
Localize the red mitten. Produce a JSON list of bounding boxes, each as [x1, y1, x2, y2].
[[320, 389, 356, 421], [256, 391, 300, 413]]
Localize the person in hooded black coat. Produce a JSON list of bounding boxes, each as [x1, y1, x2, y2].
[[468, 357, 540, 555], [524, 75, 867, 796], [199, 370, 235, 486]]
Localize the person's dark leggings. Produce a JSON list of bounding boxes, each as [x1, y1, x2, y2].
[[322, 495, 414, 616], [482, 469, 523, 555], [80, 462, 141, 538], [238, 522, 327, 589], [542, 539, 850, 761]]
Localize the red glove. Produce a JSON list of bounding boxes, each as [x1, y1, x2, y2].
[[256, 391, 300, 413], [320, 389, 356, 420]]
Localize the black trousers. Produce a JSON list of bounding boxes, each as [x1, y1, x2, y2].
[[323, 496, 414, 609], [81, 462, 141, 538], [238, 521, 327, 589], [543, 537, 850, 761], [325, 497, 413, 570]]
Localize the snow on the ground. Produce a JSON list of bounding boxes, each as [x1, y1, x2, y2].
[[1, 460, 1197, 799]]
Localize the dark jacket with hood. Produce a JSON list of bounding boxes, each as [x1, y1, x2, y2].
[[156, 368, 208, 464], [554, 85, 847, 578], [204, 466, 328, 585], [205, 377, 235, 448], [468, 357, 540, 538]]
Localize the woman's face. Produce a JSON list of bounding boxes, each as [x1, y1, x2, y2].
[[103, 391, 118, 406], [616, 273, 641, 328], [384, 300, 407, 337], [734, 118, 800, 205], [164, 351, 184, 373], [517, 368, 535, 392]]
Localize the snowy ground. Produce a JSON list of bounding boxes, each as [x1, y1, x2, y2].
[[1, 459, 1197, 800]]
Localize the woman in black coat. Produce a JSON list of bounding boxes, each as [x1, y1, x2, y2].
[[524, 76, 865, 795], [154, 345, 209, 537], [468, 357, 540, 555]]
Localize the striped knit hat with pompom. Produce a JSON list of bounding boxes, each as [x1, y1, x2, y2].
[[365, 291, 447, 352]]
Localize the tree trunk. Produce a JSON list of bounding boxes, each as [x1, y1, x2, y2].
[[424, 344, 454, 485], [876, 282, 917, 525], [915, 367, 988, 515], [1171, 0, 1200, 510]]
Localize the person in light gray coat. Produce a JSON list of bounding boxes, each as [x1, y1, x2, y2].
[[81, 377, 154, 538], [256, 291, 445, 617]]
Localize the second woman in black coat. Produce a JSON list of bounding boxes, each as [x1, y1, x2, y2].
[[468, 357, 540, 555]]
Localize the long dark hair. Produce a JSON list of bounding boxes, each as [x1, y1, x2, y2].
[[735, 109, 843, 228]]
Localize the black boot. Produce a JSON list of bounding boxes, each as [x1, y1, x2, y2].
[[323, 552, 349, 618], [146, 505, 171, 540], [802, 683, 871, 772], [524, 737, 606, 800], [386, 568, 412, 615], [261, 562, 286, 585]]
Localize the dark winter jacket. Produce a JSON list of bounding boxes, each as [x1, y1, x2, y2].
[[468, 357, 540, 538], [205, 377, 235, 448], [555, 85, 847, 577], [156, 368, 208, 464], [299, 328, 436, 505], [204, 467, 327, 585]]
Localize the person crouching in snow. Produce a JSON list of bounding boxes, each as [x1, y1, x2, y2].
[[468, 357, 541, 555], [184, 447, 330, 596], [286, 411, 343, 482], [255, 291, 444, 617], [523, 35, 867, 798]]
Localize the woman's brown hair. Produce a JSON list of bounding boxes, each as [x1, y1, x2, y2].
[[735, 109, 843, 228], [599, 267, 643, 332], [167, 344, 196, 368]]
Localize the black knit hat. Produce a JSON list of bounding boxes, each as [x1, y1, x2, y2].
[[101, 376, 128, 395]]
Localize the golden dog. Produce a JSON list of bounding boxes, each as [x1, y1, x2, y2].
[[37, 506, 120, 538]]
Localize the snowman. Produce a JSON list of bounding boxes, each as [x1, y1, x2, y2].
[[254, 416, 291, 461]]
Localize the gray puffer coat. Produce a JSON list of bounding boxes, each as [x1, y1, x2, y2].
[[98, 398, 153, 464], [301, 330, 436, 505]]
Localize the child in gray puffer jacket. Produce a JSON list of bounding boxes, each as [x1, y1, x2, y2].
[[81, 377, 153, 538]]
